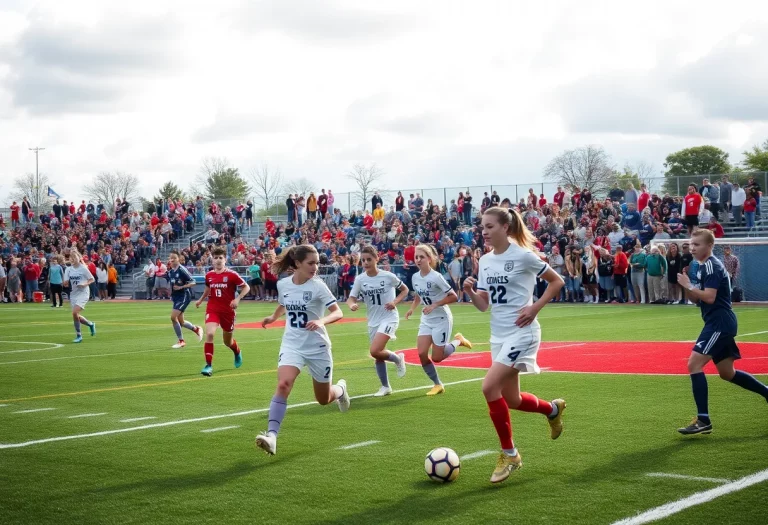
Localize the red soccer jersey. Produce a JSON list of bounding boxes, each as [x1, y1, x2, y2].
[[684, 193, 703, 216], [205, 269, 246, 313], [261, 262, 277, 282]]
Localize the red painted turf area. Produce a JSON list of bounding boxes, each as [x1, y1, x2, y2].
[[236, 317, 367, 329], [401, 341, 768, 375]]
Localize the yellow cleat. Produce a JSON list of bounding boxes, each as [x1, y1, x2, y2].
[[547, 398, 566, 440], [426, 384, 445, 396], [454, 332, 473, 349], [490, 451, 522, 483]]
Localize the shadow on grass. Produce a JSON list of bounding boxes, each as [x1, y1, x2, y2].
[[314, 478, 533, 525], [90, 373, 196, 384], [89, 455, 299, 496], [288, 393, 432, 418]]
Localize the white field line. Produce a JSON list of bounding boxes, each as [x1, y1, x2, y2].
[[736, 330, 768, 337], [119, 417, 156, 423], [67, 413, 108, 419], [13, 408, 56, 414], [338, 440, 381, 450], [460, 450, 496, 461], [0, 404, 8, 407], [0, 349, 166, 365], [0, 377, 484, 450], [0, 342, 65, 354], [200, 425, 240, 433], [646, 472, 731, 484], [612, 468, 768, 525]]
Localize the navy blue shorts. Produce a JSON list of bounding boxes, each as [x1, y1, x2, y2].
[[693, 329, 741, 364], [172, 293, 192, 312]]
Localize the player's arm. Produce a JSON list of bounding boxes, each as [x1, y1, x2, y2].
[[347, 279, 361, 311], [405, 294, 421, 320], [463, 277, 489, 312], [424, 289, 457, 315], [676, 273, 717, 304], [307, 302, 343, 331], [262, 304, 286, 328], [195, 285, 210, 308], [517, 267, 564, 327], [387, 282, 409, 311]]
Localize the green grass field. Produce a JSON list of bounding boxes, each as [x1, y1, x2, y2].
[[1, 301, 767, 525]]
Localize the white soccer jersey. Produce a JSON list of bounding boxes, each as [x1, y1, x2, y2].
[[412, 269, 454, 320], [64, 264, 94, 302], [351, 270, 403, 327], [477, 243, 549, 343], [278, 276, 337, 349]]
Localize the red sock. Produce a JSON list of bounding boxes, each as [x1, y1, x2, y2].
[[204, 342, 214, 366], [228, 340, 240, 355], [516, 392, 553, 416], [487, 398, 514, 450]]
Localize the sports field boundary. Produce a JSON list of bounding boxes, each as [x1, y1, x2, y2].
[[613, 467, 768, 524], [0, 377, 484, 450]]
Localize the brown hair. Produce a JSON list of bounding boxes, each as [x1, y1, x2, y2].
[[272, 245, 318, 275], [415, 244, 439, 269], [483, 206, 537, 251], [691, 229, 715, 246], [212, 247, 226, 258], [360, 245, 379, 260]]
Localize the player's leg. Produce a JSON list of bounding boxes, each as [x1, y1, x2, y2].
[[308, 353, 349, 411], [76, 303, 95, 336], [170, 309, 185, 347], [71, 305, 84, 342], [221, 329, 242, 368], [717, 354, 768, 401], [679, 349, 714, 434], [201, 319, 219, 375], [417, 333, 443, 395], [483, 363, 522, 483], [256, 365, 301, 455]]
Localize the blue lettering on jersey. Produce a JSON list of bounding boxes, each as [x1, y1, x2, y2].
[[169, 266, 194, 296]]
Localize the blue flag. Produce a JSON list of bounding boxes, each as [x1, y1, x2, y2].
[[47, 186, 61, 199]]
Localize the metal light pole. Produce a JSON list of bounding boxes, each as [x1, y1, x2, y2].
[[29, 147, 45, 219]]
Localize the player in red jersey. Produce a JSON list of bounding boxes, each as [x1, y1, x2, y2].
[[195, 247, 250, 376]]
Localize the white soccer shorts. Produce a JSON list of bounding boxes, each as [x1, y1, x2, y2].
[[368, 321, 399, 343], [417, 315, 454, 347], [277, 344, 334, 383], [490, 322, 542, 374]]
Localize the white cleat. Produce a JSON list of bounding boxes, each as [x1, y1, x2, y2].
[[374, 386, 393, 397], [195, 326, 203, 342], [171, 341, 186, 349], [336, 379, 350, 412], [395, 352, 407, 378], [255, 432, 277, 456]]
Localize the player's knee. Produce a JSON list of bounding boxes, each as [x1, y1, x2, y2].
[[481, 383, 501, 401], [316, 395, 332, 406], [505, 394, 522, 409], [276, 380, 294, 396], [718, 368, 735, 381], [417, 352, 430, 364], [432, 352, 444, 363]]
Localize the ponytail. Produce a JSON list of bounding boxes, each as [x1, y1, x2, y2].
[[483, 206, 537, 252], [272, 245, 318, 275]]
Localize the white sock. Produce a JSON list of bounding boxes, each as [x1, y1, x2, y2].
[[549, 403, 559, 418], [503, 447, 518, 457], [332, 384, 344, 400]]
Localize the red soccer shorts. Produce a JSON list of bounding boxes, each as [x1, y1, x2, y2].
[[205, 310, 236, 332]]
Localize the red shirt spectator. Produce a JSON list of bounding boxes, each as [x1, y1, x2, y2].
[[69, 204, 76, 215], [23, 261, 41, 281], [363, 213, 374, 233], [613, 250, 628, 275], [683, 192, 703, 216], [79, 201, 86, 214], [261, 261, 277, 282], [404, 244, 416, 264], [638, 191, 650, 211], [265, 218, 276, 236], [744, 196, 757, 213], [553, 190, 564, 207], [538, 197, 547, 207], [321, 230, 332, 243], [318, 193, 328, 215], [705, 221, 725, 238]]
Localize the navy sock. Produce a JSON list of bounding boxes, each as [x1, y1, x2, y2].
[[690, 372, 710, 424], [730, 370, 768, 400]]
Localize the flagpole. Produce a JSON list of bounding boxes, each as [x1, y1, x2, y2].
[[29, 147, 45, 220]]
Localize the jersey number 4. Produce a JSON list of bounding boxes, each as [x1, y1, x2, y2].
[[489, 285, 508, 304], [288, 311, 308, 328]]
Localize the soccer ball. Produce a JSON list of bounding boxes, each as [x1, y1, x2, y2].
[[424, 447, 460, 482]]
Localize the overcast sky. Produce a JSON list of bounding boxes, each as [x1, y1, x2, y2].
[[1, 0, 767, 205]]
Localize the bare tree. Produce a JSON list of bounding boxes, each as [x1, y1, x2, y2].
[[544, 145, 616, 197], [248, 164, 284, 214], [346, 163, 384, 211], [10, 172, 55, 213], [83, 171, 141, 213], [189, 156, 232, 197], [285, 177, 315, 197]]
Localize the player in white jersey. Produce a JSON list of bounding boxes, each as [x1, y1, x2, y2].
[[463, 207, 566, 483], [405, 244, 472, 396], [347, 246, 409, 397], [62, 249, 97, 343], [255, 245, 350, 456]]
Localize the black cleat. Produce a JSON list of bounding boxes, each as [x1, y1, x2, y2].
[[677, 418, 712, 435]]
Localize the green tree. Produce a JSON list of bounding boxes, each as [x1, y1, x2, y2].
[[193, 158, 251, 201], [742, 139, 768, 172], [662, 145, 730, 194], [612, 167, 642, 190], [153, 181, 185, 202]]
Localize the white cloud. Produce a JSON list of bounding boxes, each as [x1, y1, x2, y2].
[[1, 0, 767, 207]]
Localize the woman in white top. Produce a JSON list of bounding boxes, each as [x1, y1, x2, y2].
[[96, 262, 109, 301], [405, 244, 472, 396], [348, 246, 409, 397], [463, 207, 566, 484], [256, 245, 350, 456], [63, 249, 97, 343]]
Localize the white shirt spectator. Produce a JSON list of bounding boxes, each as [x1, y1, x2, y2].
[[732, 188, 747, 207], [143, 262, 156, 278]]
